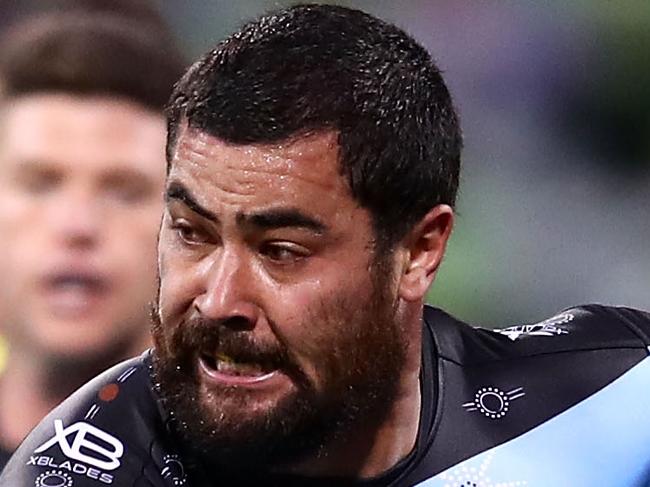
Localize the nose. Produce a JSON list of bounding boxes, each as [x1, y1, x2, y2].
[[49, 188, 101, 250], [193, 248, 260, 330]]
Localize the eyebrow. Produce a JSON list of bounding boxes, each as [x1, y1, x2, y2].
[[101, 167, 156, 188], [165, 182, 218, 222], [237, 209, 327, 234], [165, 181, 326, 234]]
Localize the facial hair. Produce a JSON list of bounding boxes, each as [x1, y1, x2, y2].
[[150, 261, 407, 478]]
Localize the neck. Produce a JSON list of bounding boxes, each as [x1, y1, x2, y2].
[[295, 375, 421, 480], [0, 339, 147, 451]]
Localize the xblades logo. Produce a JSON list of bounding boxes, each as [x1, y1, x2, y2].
[[34, 420, 123, 471]]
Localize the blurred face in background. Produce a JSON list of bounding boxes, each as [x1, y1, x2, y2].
[[0, 94, 166, 364]]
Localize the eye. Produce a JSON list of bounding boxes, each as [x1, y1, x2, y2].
[[102, 172, 155, 204], [261, 242, 310, 264], [16, 167, 61, 194], [170, 219, 210, 246]]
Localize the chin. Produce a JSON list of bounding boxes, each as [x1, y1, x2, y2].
[[37, 331, 140, 367], [199, 385, 289, 421]]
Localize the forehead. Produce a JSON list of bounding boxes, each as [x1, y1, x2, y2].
[[0, 93, 166, 174], [169, 128, 354, 209]]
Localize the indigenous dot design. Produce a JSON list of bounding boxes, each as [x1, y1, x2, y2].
[[84, 366, 138, 421], [462, 386, 525, 419], [494, 313, 573, 341], [161, 454, 187, 486], [35, 470, 73, 487], [439, 452, 527, 487]]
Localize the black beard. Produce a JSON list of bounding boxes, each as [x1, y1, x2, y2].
[[150, 263, 406, 479]]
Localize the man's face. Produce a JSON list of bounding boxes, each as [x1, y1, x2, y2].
[[153, 129, 407, 470], [0, 94, 166, 362]]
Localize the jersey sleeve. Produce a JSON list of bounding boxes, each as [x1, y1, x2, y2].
[[0, 351, 175, 487], [596, 305, 650, 345]]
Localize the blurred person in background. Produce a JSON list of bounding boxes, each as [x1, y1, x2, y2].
[[0, 8, 185, 466]]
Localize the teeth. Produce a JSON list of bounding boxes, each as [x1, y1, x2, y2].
[[208, 353, 269, 376], [216, 359, 265, 376], [215, 352, 234, 364]]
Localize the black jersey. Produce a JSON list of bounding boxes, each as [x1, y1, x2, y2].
[[2, 304, 650, 486]]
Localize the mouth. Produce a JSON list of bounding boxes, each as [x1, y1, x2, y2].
[[46, 273, 108, 292], [198, 351, 281, 386], [41, 271, 110, 317]]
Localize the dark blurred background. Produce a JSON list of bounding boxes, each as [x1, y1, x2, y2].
[[2, 0, 649, 327]]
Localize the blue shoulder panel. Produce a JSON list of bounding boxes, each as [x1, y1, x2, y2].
[[418, 351, 650, 487]]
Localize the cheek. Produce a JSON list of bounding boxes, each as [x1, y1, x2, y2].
[[157, 260, 182, 318], [266, 275, 335, 330], [0, 209, 43, 282], [153, 258, 183, 350], [109, 205, 162, 261], [270, 276, 374, 366], [157, 245, 200, 322], [0, 196, 39, 247], [118, 203, 163, 237], [273, 261, 373, 314], [0, 186, 34, 214]]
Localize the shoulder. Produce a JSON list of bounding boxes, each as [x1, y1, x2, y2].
[[0, 351, 176, 487], [425, 304, 650, 365], [413, 305, 650, 482], [493, 304, 650, 348]]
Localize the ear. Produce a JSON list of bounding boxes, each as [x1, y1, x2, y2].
[[398, 205, 454, 302]]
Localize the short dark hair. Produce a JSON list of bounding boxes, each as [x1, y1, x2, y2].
[[0, 10, 186, 112], [167, 4, 461, 248]]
